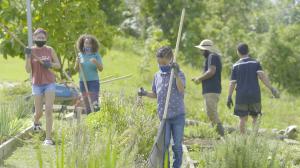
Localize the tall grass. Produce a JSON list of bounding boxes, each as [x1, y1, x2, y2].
[[0, 99, 32, 144], [0, 104, 22, 144], [34, 92, 158, 167], [197, 133, 295, 168]]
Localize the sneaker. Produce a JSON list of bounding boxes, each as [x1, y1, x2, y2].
[[43, 139, 54, 146], [33, 123, 42, 132]]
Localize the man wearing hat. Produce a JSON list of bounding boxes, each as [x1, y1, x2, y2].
[[192, 39, 224, 136]]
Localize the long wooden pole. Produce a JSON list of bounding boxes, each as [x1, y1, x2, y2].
[[74, 46, 94, 112], [162, 8, 185, 120], [100, 74, 132, 84], [26, 0, 33, 47], [148, 8, 185, 168], [101, 75, 114, 81]]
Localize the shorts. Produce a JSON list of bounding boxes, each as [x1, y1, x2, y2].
[[79, 80, 100, 93], [234, 103, 262, 117], [32, 83, 56, 96]]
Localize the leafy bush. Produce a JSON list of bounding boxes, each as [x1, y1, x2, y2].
[[139, 26, 170, 82], [86, 94, 128, 133], [86, 93, 158, 158], [36, 92, 158, 167], [260, 25, 300, 94]]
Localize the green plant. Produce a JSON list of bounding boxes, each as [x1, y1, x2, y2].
[[86, 94, 128, 133], [0, 83, 31, 102], [0, 103, 23, 144], [13, 97, 33, 119], [197, 133, 294, 168], [185, 124, 219, 139]]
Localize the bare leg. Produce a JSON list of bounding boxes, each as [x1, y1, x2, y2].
[[34, 95, 43, 124], [44, 91, 55, 140], [239, 116, 248, 134], [252, 116, 258, 132]]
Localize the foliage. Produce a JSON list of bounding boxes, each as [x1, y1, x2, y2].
[[139, 26, 170, 82], [126, 0, 300, 94], [199, 134, 294, 168], [260, 25, 300, 94], [0, 99, 32, 144], [31, 93, 158, 167], [86, 92, 158, 159], [185, 124, 219, 139], [0, 0, 115, 78]]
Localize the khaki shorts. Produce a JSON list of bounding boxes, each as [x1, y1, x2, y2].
[[203, 93, 221, 124], [234, 103, 262, 117]]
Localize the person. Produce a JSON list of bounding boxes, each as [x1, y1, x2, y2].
[[192, 39, 225, 136], [74, 34, 103, 114], [25, 28, 61, 145], [138, 46, 186, 168], [227, 43, 280, 134]]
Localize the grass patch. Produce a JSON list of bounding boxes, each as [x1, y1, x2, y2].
[[0, 56, 29, 82], [194, 134, 299, 168]]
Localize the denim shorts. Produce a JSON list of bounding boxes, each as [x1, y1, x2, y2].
[[32, 83, 56, 96]]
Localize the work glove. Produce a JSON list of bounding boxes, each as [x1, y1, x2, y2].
[[138, 87, 148, 97], [271, 87, 280, 98], [227, 96, 234, 109], [24, 47, 32, 58], [171, 62, 180, 77], [42, 60, 52, 69]]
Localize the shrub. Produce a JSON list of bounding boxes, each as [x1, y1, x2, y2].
[[199, 134, 293, 168]]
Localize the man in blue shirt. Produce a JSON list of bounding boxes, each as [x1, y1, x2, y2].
[[138, 46, 186, 168], [227, 43, 279, 134], [192, 39, 224, 137]]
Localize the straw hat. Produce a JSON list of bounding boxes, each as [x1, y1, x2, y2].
[[195, 39, 215, 52]]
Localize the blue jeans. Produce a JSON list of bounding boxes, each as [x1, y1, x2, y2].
[[79, 80, 100, 114], [163, 114, 185, 168]]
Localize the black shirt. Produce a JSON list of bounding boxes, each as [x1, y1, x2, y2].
[[230, 57, 263, 104], [202, 53, 222, 94]]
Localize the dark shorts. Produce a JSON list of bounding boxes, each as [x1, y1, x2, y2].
[[79, 80, 100, 93], [234, 103, 261, 117], [79, 80, 100, 113]]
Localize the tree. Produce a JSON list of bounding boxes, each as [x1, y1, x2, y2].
[[0, 0, 115, 78], [135, 0, 272, 69]]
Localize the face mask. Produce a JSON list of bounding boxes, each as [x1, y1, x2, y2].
[[203, 50, 210, 58], [34, 40, 46, 47], [159, 65, 171, 73], [84, 47, 92, 53]]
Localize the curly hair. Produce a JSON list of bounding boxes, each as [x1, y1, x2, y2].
[[76, 34, 99, 53], [156, 46, 174, 59]]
